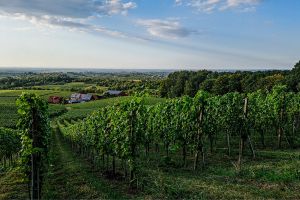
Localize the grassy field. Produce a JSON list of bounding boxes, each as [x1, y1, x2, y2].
[[0, 89, 73, 99], [0, 89, 165, 128], [0, 90, 73, 128], [60, 96, 166, 121]]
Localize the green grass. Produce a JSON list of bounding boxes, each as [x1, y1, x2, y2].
[[0, 168, 28, 200], [139, 150, 300, 199], [43, 127, 130, 199], [0, 89, 165, 128], [0, 89, 72, 98], [0, 89, 73, 128], [59, 96, 166, 121], [0, 104, 18, 128]]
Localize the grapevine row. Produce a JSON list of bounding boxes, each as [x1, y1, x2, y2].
[[0, 127, 21, 168], [58, 85, 300, 186]]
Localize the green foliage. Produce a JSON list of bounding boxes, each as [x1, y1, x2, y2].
[[285, 61, 300, 92], [0, 128, 21, 167], [58, 86, 300, 190], [16, 92, 50, 195], [160, 69, 294, 97], [0, 72, 163, 95]]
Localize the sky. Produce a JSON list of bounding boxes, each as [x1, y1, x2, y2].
[[0, 0, 299, 70]]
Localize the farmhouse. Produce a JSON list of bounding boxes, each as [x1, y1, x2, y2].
[[69, 93, 94, 103], [48, 96, 63, 104], [104, 90, 126, 97]]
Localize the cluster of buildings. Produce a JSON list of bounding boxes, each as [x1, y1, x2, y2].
[[48, 90, 126, 104]]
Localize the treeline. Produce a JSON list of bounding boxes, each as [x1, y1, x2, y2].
[[0, 72, 162, 95], [72, 75, 162, 95], [160, 61, 300, 98], [96, 79, 160, 95], [0, 73, 72, 89], [58, 86, 300, 187]]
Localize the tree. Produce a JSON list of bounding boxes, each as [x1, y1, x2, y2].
[[257, 74, 284, 92], [199, 79, 215, 93], [212, 75, 230, 95], [286, 60, 300, 92]]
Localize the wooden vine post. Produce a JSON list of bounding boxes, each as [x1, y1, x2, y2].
[[277, 95, 286, 149], [193, 91, 209, 170], [129, 109, 136, 187], [237, 98, 247, 171], [237, 97, 255, 171], [194, 107, 204, 170], [31, 107, 40, 200]]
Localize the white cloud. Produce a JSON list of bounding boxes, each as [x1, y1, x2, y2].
[[137, 19, 198, 39], [226, 0, 259, 8], [176, 0, 261, 13], [0, 0, 137, 39], [175, 0, 183, 5], [7, 13, 137, 39], [0, 0, 137, 18], [95, 0, 137, 16]]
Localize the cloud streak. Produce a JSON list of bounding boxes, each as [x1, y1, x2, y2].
[[0, 0, 137, 18], [4, 13, 140, 41], [137, 19, 198, 39], [0, 1, 198, 41], [175, 0, 261, 13], [0, 0, 137, 39]]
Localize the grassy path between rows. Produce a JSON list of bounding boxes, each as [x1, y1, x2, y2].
[[42, 128, 131, 199], [0, 168, 28, 199]]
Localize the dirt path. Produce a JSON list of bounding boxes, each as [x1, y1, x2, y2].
[[42, 128, 129, 199]]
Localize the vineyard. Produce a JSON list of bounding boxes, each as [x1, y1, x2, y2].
[[1, 86, 300, 199], [0, 128, 20, 168], [0, 0, 299, 197], [0, 93, 50, 199], [58, 85, 300, 188]]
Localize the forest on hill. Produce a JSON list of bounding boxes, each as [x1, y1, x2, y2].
[[160, 61, 300, 97], [1, 61, 299, 99]]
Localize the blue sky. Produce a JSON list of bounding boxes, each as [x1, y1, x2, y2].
[[0, 0, 299, 70]]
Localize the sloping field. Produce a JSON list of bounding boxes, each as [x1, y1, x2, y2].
[[59, 96, 166, 120], [0, 90, 73, 128], [0, 89, 165, 128]]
